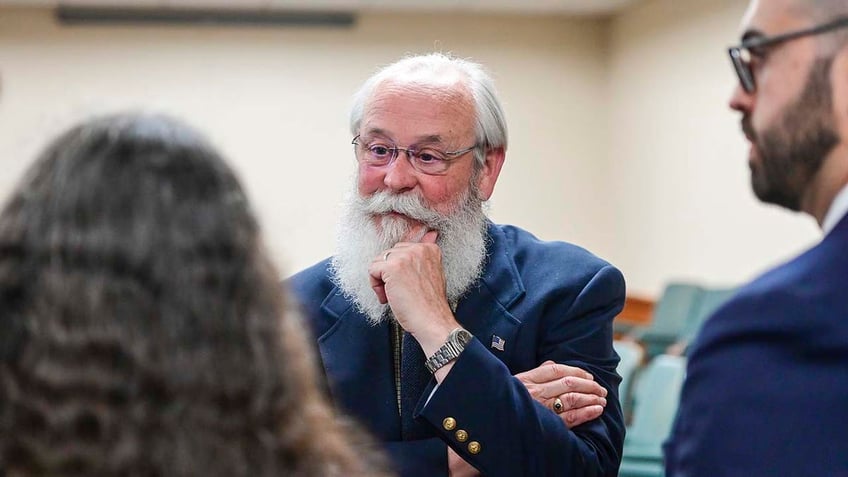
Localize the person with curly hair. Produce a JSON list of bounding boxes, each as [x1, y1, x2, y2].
[[0, 112, 388, 477]]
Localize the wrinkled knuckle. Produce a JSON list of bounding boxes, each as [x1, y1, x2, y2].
[[566, 393, 580, 407]]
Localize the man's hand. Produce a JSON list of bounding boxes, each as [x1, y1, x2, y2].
[[448, 447, 480, 477], [368, 229, 459, 359], [515, 360, 608, 428]]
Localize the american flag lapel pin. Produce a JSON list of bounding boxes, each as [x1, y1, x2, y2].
[[491, 335, 506, 351]]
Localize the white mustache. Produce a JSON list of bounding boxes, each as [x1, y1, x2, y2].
[[360, 191, 449, 229]]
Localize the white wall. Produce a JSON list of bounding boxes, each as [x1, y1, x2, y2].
[[606, 0, 820, 296], [0, 8, 610, 276]]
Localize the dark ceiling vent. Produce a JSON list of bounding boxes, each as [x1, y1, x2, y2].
[[55, 5, 356, 28]]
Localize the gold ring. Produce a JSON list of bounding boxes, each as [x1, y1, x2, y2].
[[383, 251, 391, 262], [553, 397, 564, 414]]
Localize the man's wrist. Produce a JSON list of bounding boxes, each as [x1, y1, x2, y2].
[[415, 318, 461, 357], [425, 328, 473, 374]]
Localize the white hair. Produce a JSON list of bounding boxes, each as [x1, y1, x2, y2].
[[349, 52, 508, 167]]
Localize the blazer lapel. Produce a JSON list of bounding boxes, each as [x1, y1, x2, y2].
[[454, 223, 524, 373], [317, 289, 401, 440]]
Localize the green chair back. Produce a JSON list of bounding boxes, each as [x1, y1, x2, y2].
[[613, 339, 645, 421], [623, 354, 686, 459], [637, 283, 704, 359], [677, 287, 736, 355]]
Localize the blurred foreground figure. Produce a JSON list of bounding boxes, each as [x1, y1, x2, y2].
[[0, 113, 387, 477]]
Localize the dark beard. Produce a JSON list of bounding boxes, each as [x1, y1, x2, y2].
[[749, 57, 839, 211]]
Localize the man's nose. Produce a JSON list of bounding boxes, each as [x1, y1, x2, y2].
[[729, 83, 754, 113], [382, 150, 418, 192]]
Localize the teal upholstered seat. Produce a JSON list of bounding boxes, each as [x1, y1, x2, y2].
[[632, 283, 704, 359], [618, 355, 687, 477]]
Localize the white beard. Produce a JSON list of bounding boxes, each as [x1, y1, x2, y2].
[[330, 186, 489, 325]]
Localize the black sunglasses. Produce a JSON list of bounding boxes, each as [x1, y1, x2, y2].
[[728, 16, 848, 93]]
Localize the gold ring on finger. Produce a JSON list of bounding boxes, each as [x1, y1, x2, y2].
[[553, 397, 564, 414]]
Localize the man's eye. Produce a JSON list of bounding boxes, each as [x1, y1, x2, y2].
[[747, 45, 768, 60], [416, 150, 444, 163], [369, 145, 391, 157]]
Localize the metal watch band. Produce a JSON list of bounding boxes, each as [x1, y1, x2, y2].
[[425, 328, 472, 374]]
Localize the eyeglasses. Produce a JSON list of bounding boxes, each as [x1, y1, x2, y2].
[[728, 16, 848, 93], [351, 134, 477, 176]]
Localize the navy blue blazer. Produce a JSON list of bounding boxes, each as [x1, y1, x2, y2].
[[289, 223, 625, 477], [665, 214, 848, 476]]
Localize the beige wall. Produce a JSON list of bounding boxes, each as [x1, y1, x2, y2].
[[607, 0, 819, 296], [0, 2, 825, 299], [0, 8, 610, 277]]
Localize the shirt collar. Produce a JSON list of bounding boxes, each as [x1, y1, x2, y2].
[[821, 183, 848, 236]]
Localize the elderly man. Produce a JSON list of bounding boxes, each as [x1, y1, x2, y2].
[[665, 1, 848, 476], [290, 53, 625, 477]]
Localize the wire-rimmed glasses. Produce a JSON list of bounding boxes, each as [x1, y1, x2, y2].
[[352, 134, 477, 176]]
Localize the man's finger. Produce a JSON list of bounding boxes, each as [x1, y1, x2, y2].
[[400, 224, 429, 243], [555, 376, 607, 398], [557, 392, 607, 411], [421, 230, 439, 244], [561, 405, 604, 429], [368, 263, 388, 304], [516, 361, 595, 384]]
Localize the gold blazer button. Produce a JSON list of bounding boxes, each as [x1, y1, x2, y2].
[[443, 417, 457, 431]]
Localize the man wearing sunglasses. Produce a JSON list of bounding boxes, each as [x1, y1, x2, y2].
[[290, 53, 625, 477], [665, 1, 848, 475]]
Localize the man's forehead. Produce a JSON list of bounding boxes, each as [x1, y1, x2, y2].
[[362, 127, 446, 144], [739, 0, 809, 39], [370, 79, 473, 107], [361, 82, 476, 140]]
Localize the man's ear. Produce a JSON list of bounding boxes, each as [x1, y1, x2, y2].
[[476, 147, 505, 201]]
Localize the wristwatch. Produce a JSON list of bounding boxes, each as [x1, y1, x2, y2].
[[425, 328, 473, 374]]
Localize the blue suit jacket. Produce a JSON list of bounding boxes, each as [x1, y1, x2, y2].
[[665, 214, 848, 476], [289, 223, 625, 477]]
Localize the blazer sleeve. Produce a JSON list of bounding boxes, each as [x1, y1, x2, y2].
[[417, 265, 626, 477], [384, 439, 448, 477]]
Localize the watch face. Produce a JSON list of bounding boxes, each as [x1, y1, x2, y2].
[[454, 329, 472, 345]]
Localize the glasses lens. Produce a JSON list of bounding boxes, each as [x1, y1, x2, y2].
[[361, 142, 394, 165], [729, 47, 755, 93], [410, 148, 450, 175]]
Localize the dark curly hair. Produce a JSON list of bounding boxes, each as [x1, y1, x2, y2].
[[0, 113, 387, 477]]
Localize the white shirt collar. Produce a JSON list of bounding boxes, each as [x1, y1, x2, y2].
[[821, 183, 848, 235]]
